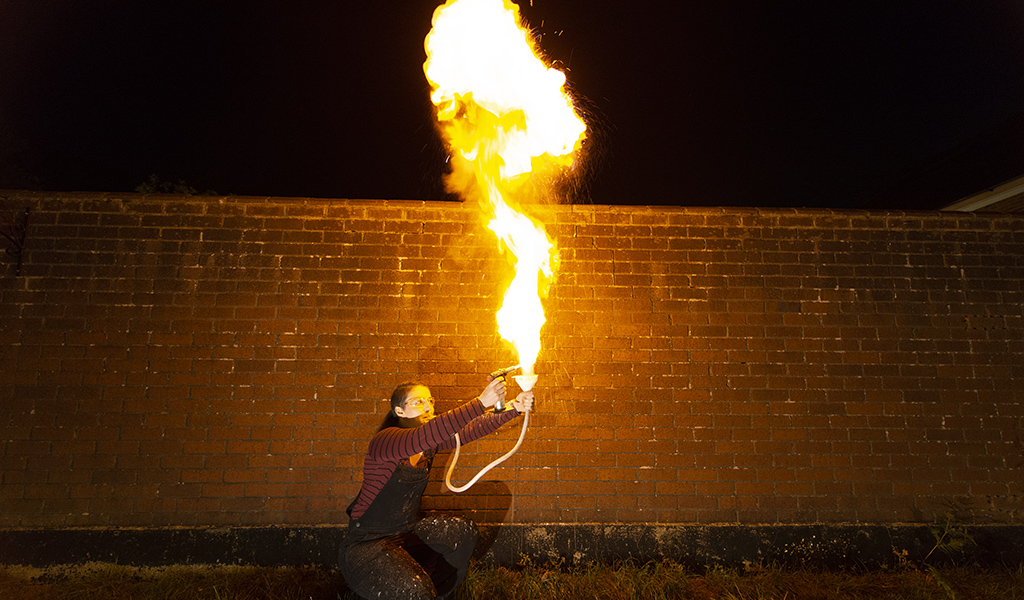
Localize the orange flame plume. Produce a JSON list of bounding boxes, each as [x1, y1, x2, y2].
[[424, 0, 586, 377]]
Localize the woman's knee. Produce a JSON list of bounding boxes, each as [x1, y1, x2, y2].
[[340, 541, 437, 600], [418, 514, 478, 545]]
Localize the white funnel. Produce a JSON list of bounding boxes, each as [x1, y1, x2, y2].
[[514, 374, 538, 391]]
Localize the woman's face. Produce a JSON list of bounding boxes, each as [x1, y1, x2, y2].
[[394, 385, 434, 423]]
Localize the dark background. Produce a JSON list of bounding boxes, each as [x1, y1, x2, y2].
[[2, 1, 1024, 208]]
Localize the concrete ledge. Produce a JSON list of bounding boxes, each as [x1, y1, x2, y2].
[[2, 523, 1022, 569], [477, 523, 1024, 569]]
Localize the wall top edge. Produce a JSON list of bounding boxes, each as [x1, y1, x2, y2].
[[3, 522, 1020, 533], [3, 189, 1023, 221]]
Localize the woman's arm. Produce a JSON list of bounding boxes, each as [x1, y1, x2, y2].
[[435, 406, 521, 452], [367, 399, 484, 461]]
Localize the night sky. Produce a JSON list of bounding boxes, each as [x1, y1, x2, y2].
[[2, 1, 1024, 209]]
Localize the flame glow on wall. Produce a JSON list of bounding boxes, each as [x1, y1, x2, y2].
[[424, 0, 587, 376]]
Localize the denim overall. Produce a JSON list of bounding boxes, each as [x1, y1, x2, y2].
[[339, 450, 478, 599]]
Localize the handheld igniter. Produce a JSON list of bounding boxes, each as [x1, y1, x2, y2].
[[488, 364, 521, 412]]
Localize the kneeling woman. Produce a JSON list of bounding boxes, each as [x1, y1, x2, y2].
[[339, 377, 533, 600]]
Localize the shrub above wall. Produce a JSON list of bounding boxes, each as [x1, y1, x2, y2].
[[0, 191, 1022, 530]]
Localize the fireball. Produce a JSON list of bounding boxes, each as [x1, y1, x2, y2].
[[424, 0, 586, 375]]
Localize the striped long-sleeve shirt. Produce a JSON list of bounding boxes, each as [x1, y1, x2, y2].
[[348, 398, 521, 521]]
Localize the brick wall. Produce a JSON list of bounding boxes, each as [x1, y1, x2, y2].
[[1, 191, 1022, 529]]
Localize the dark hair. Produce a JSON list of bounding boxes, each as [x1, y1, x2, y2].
[[376, 381, 426, 432]]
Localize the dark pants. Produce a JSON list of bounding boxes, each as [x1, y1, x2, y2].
[[339, 514, 479, 600]]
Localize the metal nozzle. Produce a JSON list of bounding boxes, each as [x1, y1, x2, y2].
[[488, 364, 521, 380]]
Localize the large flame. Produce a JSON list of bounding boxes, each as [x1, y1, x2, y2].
[[424, 0, 586, 376]]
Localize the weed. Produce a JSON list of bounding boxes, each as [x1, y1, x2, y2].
[[925, 513, 977, 564]]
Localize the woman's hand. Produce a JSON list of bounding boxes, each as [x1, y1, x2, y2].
[[477, 376, 506, 409], [510, 391, 534, 413]]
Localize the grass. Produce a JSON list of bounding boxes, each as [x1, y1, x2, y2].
[[0, 563, 346, 600], [1, 560, 1022, 600]]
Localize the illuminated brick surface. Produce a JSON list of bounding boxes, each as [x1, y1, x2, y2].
[[1, 192, 1022, 527]]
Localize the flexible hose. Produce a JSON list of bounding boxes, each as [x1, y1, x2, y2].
[[445, 408, 530, 493]]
